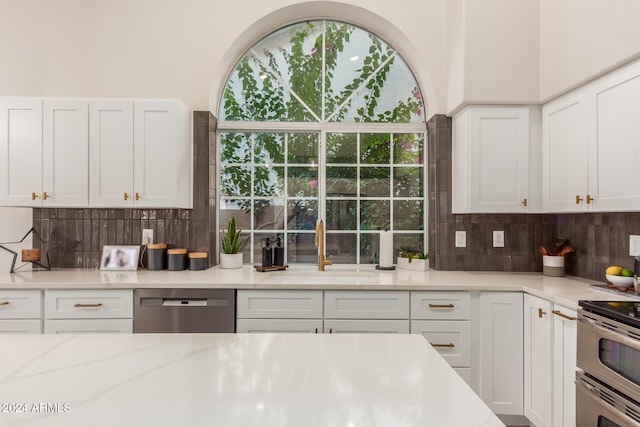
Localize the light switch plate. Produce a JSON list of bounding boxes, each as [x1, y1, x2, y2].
[[630, 235, 640, 256], [455, 231, 466, 248], [493, 230, 504, 248], [142, 229, 154, 246]]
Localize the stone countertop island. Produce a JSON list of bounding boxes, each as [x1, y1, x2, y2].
[[0, 333, 503, 427]]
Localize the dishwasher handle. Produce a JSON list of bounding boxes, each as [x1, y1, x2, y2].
[[161, 299, 207, 307]]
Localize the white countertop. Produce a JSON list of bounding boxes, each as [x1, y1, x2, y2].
[[0, 333, 503, 427], [0, 265, 633, 310]]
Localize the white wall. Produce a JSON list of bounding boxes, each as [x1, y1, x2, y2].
[[0, 208, 32, 272], [539, 0, 640, 102], [1, 0, 639, 117]]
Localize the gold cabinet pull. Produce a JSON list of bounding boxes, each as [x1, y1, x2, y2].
[[123, 193, 129, 201], [522, 198, 528, 207], [31, 192, 38, 200], [135, 192, 140, 201], [429, 304, 455, 308], [575, 195, 583, 204], [586, 195, 594, 204], [431, 343, 455, 348], [43, 191, 48, 200], [0, 301, 10, 306], [552, 310, 576, 321], [73, 303, 103, 308], [538, 308, 547, 318]]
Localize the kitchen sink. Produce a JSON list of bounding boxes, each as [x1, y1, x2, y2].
[[261, 270, 379, 284]]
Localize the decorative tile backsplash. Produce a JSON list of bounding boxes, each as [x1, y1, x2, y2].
[[32, 112, 217, 269], [32, 112, 640, 281]]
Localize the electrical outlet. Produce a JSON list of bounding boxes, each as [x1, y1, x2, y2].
[[493, 230, 505, 248], [630, 235, 640, 256], [455, 231, 466, 248], [142, 229, 154, 246]]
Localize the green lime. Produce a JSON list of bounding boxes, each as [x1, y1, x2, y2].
[[621, 268, 634, 277]]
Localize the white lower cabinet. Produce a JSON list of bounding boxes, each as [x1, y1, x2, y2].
[[45, 319, 132, 334], [323, 319, 409, 334], [411, 319, 471, 366], [524, 294, 553, 427], [44, 289, 133, 334], [0, 290, 42, 333], [477, 292, 524, 415], [552, 305, 577, 427], [236, 319, 323, 333]]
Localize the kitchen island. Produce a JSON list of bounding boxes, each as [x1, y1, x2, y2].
[[0, 333, 503, 427]]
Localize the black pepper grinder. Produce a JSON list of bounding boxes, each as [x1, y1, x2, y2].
[[274, 237, 285, 266], [262, 237, 273, 268]]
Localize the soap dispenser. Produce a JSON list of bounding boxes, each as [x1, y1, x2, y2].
[[274, 237, 285, 266], [262, 237, 273, 268]]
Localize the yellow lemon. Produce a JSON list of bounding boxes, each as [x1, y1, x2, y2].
[[605, 266, 623, 276]]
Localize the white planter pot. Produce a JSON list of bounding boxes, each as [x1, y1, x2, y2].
[[397, 257, 429, 271], [219, 253, 243, 269]]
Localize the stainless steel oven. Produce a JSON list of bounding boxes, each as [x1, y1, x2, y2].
[[578, 301, 640, 427]]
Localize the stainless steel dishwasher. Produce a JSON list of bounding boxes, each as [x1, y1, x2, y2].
[[134, 289, 235, 333]]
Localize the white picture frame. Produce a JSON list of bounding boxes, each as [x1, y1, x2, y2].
[[99, 245, 140, 271]]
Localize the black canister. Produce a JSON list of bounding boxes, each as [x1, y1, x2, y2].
[[147, 244, 167, 270], [188, 252, 208, 271], [167, 248, 187, 271]]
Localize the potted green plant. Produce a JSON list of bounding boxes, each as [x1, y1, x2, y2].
[[220, 217, 245, 269], [397, 249, 429, 271]]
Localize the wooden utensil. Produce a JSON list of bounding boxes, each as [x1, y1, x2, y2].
[[550, 238, 567, 256], [558, 245, 575, 256], [538, 245, 549, 256]]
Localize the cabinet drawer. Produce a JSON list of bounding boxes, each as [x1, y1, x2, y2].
[[324, 291, 409, 319], [237, 319, 323, 333], [411, 320, 471, 367], [44, 319, 133, 334], [324, 319, 410, 334], [237, 290, 323, 319], [411, 292, 471, 319], [0, 290, 42, 319], [0, 319, 42, 334], [45, 290, 133, 319]]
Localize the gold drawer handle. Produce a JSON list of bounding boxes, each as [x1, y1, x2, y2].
[[429, 304, 455, 308], [0, 301, 10, 306], [431, 343, 455, 348], [43, 191, 48, 200], [522, 198, 527, 207], [575, 195, 583, 204], [538, 308, 547, 318], [552, 310, 576, 321], [73, 303, 103, 308], [135, 192, 140, 201], [586, 195, 594, 204], [31, 192, 38, 200], [124, 193, 129, 201]]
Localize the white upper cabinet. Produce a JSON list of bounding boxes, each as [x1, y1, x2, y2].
[[453, 106, 541, 213], [0, 98, 43, 206], [543, 59, 640, 212], [133, 101, 191, 208], [89, 100, 135, 207], [43, 100, 89, 206], [89, 99, 191, 208]]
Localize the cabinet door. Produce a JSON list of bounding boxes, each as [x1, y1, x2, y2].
[[411, 320, 471, 367], [89, 100, 134, 207], [542, 94, 589, 212], [44, 319, 132, 334], [324, 291, 409, 319], [590, 66, 640, 211], [43, 100, 89, 206], [0, 319, 42, 334], [0, 290, 42, 319], [323, 319, 410, 334], [552, 306, 577, 427], [410, 291, 471, 320], [133, 101, 183, 207], [469, 107, 530, 213], [44, 289, 133, 319], [524, 294, 553, 427], [237, 290, 323, 319], [478, 292, 523, 415], [0, 98, 43, 206], [236, 319, 323, 333]]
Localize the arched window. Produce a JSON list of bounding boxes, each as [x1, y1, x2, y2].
[[218, 20, 426, 265]]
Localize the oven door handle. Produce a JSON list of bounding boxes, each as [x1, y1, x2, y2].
[[579, 316, 640, 352]]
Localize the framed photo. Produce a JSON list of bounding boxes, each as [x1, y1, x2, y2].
[[100, 245, 140, 271]]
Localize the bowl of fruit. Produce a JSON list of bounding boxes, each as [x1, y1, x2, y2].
[[605, 266, 634, 287]]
